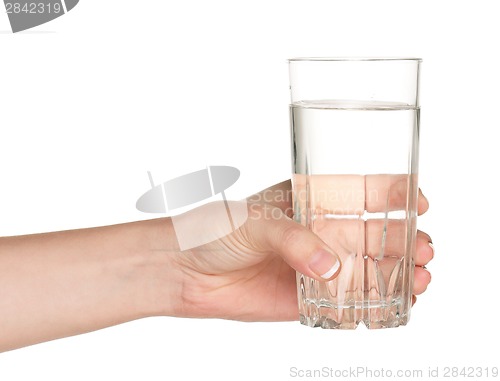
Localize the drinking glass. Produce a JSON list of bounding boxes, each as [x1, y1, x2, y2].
[[289, 57, 421, 329]]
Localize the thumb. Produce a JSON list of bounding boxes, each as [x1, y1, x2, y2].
[[248, 204, 342, 281]]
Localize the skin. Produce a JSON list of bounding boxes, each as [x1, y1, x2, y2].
[[0, 180, 433, 352]]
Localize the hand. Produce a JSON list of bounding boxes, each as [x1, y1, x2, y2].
[[170, 180, 433, 322], [0, 179, 433, 351]]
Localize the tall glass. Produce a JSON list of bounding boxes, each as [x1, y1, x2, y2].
[[289, 58, 421, 329]]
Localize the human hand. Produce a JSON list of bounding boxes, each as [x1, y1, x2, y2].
[[168, 180, 433, 322], [0, 179, 432, 351]]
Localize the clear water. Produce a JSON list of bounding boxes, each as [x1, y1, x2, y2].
[[291, 100, 419, 329]]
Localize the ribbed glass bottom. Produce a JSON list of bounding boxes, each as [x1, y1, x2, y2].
[[298, 297, 410, 330], [299, 313, 409, 330], [297, 269, 412, 330]]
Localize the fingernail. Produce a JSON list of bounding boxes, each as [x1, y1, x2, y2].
[[309, 250, 341, 280], [428, 242, 434, 257]]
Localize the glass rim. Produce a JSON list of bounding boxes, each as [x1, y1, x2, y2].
[[288, 57, 422, 62]]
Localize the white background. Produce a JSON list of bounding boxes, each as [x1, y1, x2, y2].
[[1, 1, 499, 380]]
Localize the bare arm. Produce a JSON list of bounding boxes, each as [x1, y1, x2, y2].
[[0, 218, 178, 352], [0, 181, 433, 352]]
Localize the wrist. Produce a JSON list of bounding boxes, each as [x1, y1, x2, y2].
[[136, 218, 186, 318]]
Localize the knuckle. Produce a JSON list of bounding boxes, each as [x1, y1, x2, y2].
[[280, 224, 303, 249]]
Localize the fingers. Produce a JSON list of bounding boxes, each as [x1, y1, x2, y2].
[[247, 203, 341, 282], [414, 231, 433, 296], [309, 216, 434, 296], [248, 179, 433, 296], [248, 177, 429, 217], [413, 266, 431, 294], [416, 231, 434, 266], [365, 174, 409, 212], [365, 219, 406, 258], [294, 174, 423, 214], [418, 189, 429, 215], [315, 218, 435, 263], [296, 174, 366, 215]]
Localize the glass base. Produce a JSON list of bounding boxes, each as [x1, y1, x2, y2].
[[299, 303, 410, 329]]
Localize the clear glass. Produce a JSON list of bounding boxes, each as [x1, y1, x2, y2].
[[289, 58, 421, 329]]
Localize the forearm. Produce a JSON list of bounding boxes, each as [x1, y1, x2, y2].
[[0, 218, 181, 352]]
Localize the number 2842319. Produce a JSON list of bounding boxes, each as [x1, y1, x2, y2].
[[5, 3, 62, 14]]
